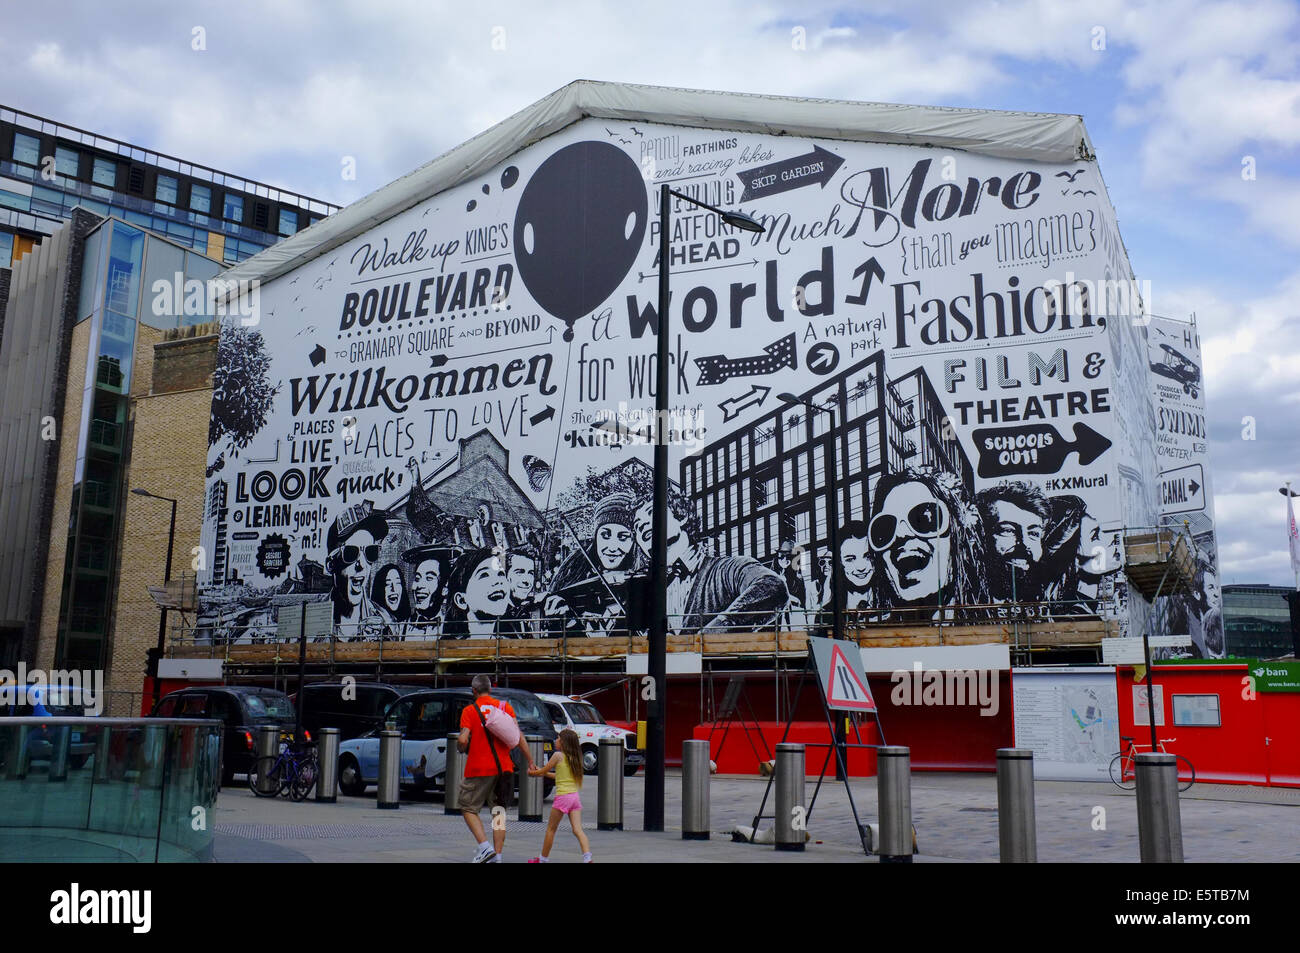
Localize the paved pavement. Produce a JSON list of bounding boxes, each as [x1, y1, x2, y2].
[[212, 771, 1300, 863]]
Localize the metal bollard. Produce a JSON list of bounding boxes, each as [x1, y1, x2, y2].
[[315, 728, 339, 803], [877, 745, 913, 863], [1136, 752, 1183, 863], [444, 732, 465, 814], [774, 743, 805, 851], [377, 729, 401, 809], [597, 736, 624, 831], [255, 725, 280, 795], [996, 748, 1037, 863], [681, 739, 710, 840], [48, 725, 72, 782], [519, 735, 544, 822]]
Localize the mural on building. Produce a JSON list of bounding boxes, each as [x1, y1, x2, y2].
[[197, 115, 1188, 645], [1146, 315, 1223, 658]]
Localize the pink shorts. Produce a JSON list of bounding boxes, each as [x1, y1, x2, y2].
[[553, 793, 582, 814]]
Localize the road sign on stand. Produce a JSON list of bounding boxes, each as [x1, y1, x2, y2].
[[809, 636, 876, 712]]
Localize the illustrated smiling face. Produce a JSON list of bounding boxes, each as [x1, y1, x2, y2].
[[456, 554, 510, 618], [840, 536, 874, 592], [596, 523, 634, 570], [872, 482, 951, 602], [382, 568, 404, 611], [411, 559, 441, 610]]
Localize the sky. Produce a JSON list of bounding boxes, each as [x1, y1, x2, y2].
[[3, 0, 1298, 587]]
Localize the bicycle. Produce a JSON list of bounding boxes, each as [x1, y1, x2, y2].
[[1108, 735, 1195, 792], [249, 741, 318, 802]]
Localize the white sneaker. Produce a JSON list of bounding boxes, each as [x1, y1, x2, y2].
[[472, 843, 494, 863], [488, 853, 503, 863]]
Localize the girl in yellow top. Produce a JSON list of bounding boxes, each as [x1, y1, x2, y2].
[[527, 728, 592, 863]]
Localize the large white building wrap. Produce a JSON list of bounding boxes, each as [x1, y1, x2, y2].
[[195, 81, 1220, 656]]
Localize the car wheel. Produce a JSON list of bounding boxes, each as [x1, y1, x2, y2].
[[338, 755, 366, 796], [623, 763, 640, 777], [581, 746, 599, 775]]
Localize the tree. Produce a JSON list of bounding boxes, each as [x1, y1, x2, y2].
[[209, 324, 279, 458]]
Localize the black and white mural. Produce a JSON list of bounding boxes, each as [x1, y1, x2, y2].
[[197, 117, 1189, 644], [1146, 315, 1223, 658]]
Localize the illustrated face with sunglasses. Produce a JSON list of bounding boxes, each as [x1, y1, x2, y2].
[[330, 530, 379, 608], [869, 482, 952, 604]]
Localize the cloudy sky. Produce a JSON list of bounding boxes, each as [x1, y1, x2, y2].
[[4, 0, 1298, 586]]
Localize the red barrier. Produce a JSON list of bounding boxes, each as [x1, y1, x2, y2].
[[692, 720, 879, 777]]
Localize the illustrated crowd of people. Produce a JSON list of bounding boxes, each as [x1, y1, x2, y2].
[[317, 465, 1122, 641]]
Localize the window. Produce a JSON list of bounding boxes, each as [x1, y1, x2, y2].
[[155, 174, 178, 204], [54, 146, 79, 177], [190, 183, 211, 213], [92, 157, 116, 188], [278, 208, 298, 236], [12, 132, 40, 166]]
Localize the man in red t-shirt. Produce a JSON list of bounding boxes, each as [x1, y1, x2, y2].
[[457, 674, 536, 862]]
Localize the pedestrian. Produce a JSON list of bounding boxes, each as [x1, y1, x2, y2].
[[525, 728, 592, 864], [457, 674, 536, 862]]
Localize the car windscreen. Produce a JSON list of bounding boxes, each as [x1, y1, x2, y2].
[[501, 693, 547, 726], [242, 693, 294, 720], [563, 702, 605, 725]]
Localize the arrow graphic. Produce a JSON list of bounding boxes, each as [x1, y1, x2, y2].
[[971, 421, 1112, 478], [737, 145, 845, 202], [718, 384, 771, 422], [695, 333, 797, 386], [309, 344, 327, 367], [529, 405, 556, 426]]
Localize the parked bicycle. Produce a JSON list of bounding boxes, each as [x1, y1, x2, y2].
[[249, 740, 318, 802], [1109, 735, 1195, 792]]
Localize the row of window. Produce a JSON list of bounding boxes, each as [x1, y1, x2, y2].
[[10, 130, 311, 238]]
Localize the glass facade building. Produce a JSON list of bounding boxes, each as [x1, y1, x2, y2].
[[1222, 583, 1297, 659], [0, 105, 339, 270], [54, 219, 223, 671]]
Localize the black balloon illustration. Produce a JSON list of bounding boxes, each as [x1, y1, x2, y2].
[[501, 166, 519, 189], [482, 184, 490, 194], [513, 141, 648, 341], [522, 454, 552, 493], [466, 199, 477, 212]]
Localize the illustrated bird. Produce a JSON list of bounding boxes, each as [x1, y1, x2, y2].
[[1055, 169, 1085, 182], [289, 276, 300, 285], [605, 127, 618, 137], [619, 138, 632, 145], [1073, 189, 1097, 196], [404, 454, 447, 540], [631, 126, 644, 137]]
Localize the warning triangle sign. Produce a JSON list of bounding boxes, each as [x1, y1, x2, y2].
[[823, 642, 876, 712]]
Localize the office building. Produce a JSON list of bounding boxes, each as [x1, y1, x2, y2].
[[0, 104, 339, 274]]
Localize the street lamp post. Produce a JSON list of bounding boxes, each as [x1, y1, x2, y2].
[[133, 488, 177, 708], [645, 185, 763, 832], [779, 391, 847, 779]]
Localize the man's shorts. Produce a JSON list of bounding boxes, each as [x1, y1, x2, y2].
[[553, 792, 582, 815], [459, 773, 509, 813]]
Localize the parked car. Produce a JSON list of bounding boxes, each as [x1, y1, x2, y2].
[[336, 687, 557, 798], [290, 681, 426, 742], [150, 686, 298, 785], [1, 684, 99, 769], [537, 693, 643, 776]]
